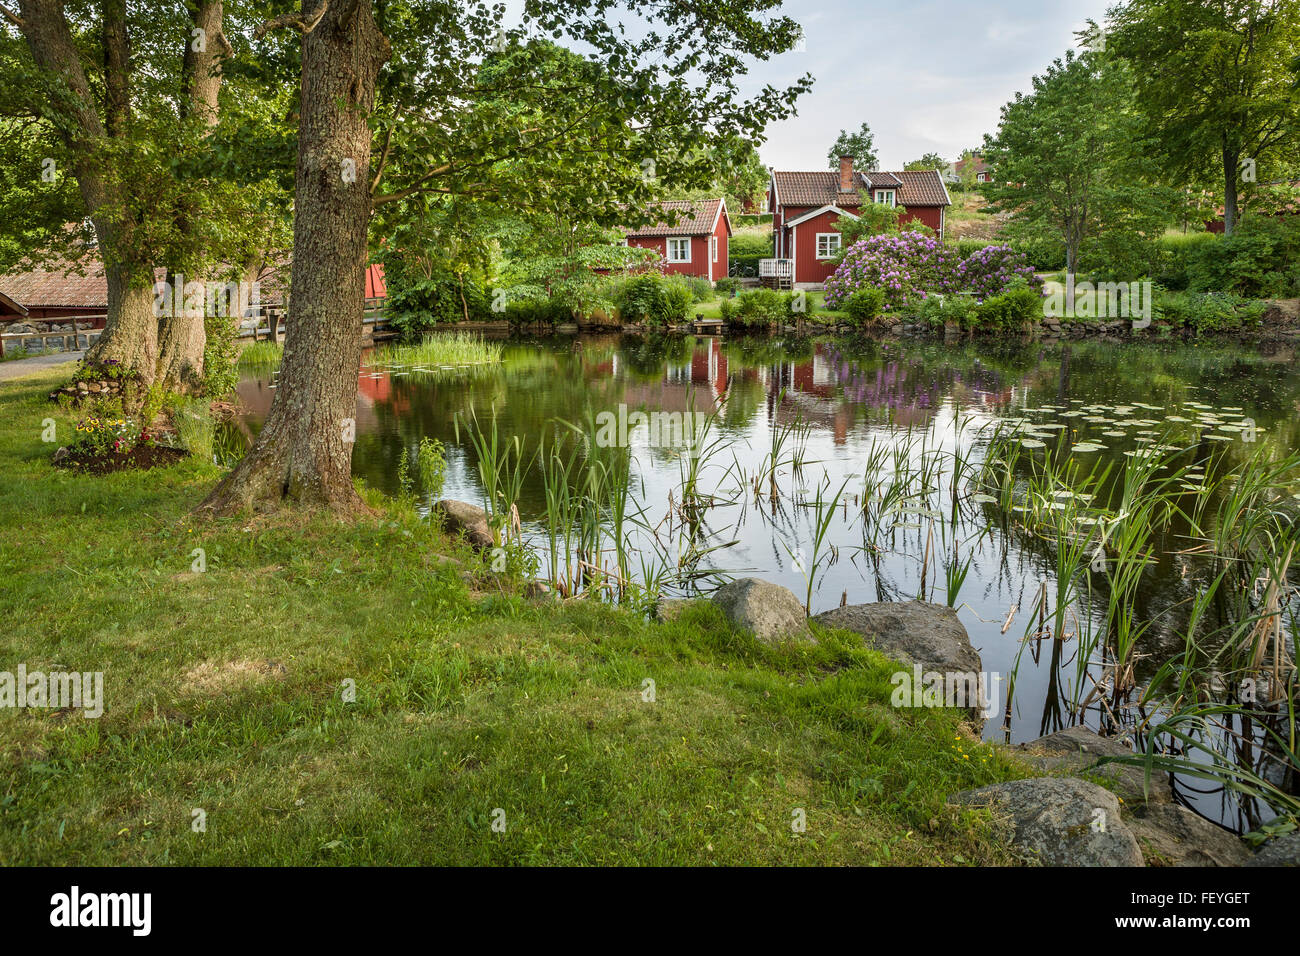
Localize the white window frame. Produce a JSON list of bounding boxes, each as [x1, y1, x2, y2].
[[815, 233, 841, 260], [711, 236, 718, 262], [874, 189, 896, 207], [667, 237, 691, 262]]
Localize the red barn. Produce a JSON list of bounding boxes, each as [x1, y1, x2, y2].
[[623, 199, 731, 282], [768, 157, 952, 286]]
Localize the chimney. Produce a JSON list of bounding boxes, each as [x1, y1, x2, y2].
[[839, 154, 854, 192]]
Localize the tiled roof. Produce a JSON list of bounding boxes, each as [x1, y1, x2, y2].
[[624, 199, 725, 237], [772, 170, 948, 209], [0, 256, 107, 308], [894, 170, 952, 207]]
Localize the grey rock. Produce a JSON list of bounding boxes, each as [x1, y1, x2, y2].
[[1017, 726, 1171, 805], [432, 499, 495, 551], [815, 601, 987, 723], [814, 601, 981, 675], [655, 597, 704, 623], [951, 777, 1143, 866], [1124, 802, 1250, 867], [1245, 831, 1300, 867], [712, 578, 812, 644]]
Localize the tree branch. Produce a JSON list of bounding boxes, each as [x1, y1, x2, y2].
[[0, 3, 23, 30], [254, 0, 328, 40]]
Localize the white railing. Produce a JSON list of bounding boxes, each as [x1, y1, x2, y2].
[[758, 258, 794, 278]]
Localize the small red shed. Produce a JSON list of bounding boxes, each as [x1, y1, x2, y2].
[[623, 199, 731, 282]]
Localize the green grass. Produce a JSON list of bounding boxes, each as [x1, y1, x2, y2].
[[235, 340, 284, 373], [374, 331, 503, 368], [0, 368, 1029, 865]]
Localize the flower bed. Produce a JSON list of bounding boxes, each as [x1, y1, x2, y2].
[[52, 417, 186, 475]]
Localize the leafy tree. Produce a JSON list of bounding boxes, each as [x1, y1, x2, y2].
[[1108, 0, 1300, 235], [1, 1, 288, 389], [904, 152, 946, 172], [982, 49, 1173, 277], [202, 0, 810, 515], [827, 123, 878, 171]]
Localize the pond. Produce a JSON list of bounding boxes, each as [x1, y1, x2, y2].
[[231, 332, 1300, 832]]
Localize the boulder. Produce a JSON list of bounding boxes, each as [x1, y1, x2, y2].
[[814, 601, 981, 675], [1245, 831, 1300, 867], [1124, 802, 1250, 867], [432, 499, 494, 551], [654, 597, 705, 623], [711, 578, 811, 644], [1017, 726, 1171, 805], [950, 777, 1143, 866]]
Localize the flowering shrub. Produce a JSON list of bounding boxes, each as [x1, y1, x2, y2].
[[71, 418, 155, 457], [958, 244, 1040, 301], [824, 233, 1039, 312]]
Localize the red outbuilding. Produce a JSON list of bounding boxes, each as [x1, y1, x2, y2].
[[623, 199, 731, 282]]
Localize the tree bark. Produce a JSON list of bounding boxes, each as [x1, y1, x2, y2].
[[19, 0, 157, 383], [1223, 146, 1240, 236], [156, 0, 231, 391], [199, 0, 390, 515]]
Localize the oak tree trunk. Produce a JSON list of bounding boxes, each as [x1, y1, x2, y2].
[[1222, 147, 1240, 237], [19, 0, 157, 383], [200, 0, 389, 515], [156, 0, 231, 391]]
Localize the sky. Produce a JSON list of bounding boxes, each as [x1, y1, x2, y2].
[[747, 0, 1115, 171]]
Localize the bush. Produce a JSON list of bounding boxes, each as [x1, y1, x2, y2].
[[958, 244, 1040, 301], [842, 287, 887, 325], [616, 272, 692, 326], [972, 279, 1042, 330], [825, 232, 1037, 313], [503, 298, 573, 327], [1155, 290, 1267, 333], [728, 231, 773, 278], [719, 288, 793, 329], [1185, 216, 1300, 298], [1153, 232, 1220, 291], [681, 275, 715, 302], [386, 272, 489, 340], [713, 277, 739, 297]]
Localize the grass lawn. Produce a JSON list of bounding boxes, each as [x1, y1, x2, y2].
[[0, 367, 1029, 865]]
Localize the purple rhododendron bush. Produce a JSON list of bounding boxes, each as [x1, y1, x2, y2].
[[824, 232, 1040, 311]]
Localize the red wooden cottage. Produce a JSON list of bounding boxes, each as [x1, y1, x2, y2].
[[767, 157, 952, 285], [623, 199, 731, 282]]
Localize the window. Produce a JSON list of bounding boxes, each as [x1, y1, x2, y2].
[[711, 236, 718, 262], [667, 237, 691, 262], [816, 233, 841, 259], [874, 189, 896, 207]]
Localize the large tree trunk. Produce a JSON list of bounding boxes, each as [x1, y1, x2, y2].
[[200, 0, 389, 515], [1223, 146, 1240, 236], [19, 0, 157, 383], [156, 0, 231, 391]]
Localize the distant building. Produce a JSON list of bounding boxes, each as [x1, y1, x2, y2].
[[622, 199, 732, 281]]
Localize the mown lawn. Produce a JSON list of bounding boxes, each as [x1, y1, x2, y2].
[[0, 366, 1026, 865]]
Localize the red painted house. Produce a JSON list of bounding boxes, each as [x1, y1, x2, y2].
[[768, 157, 952, 285], [623, 199, 731, 282]]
